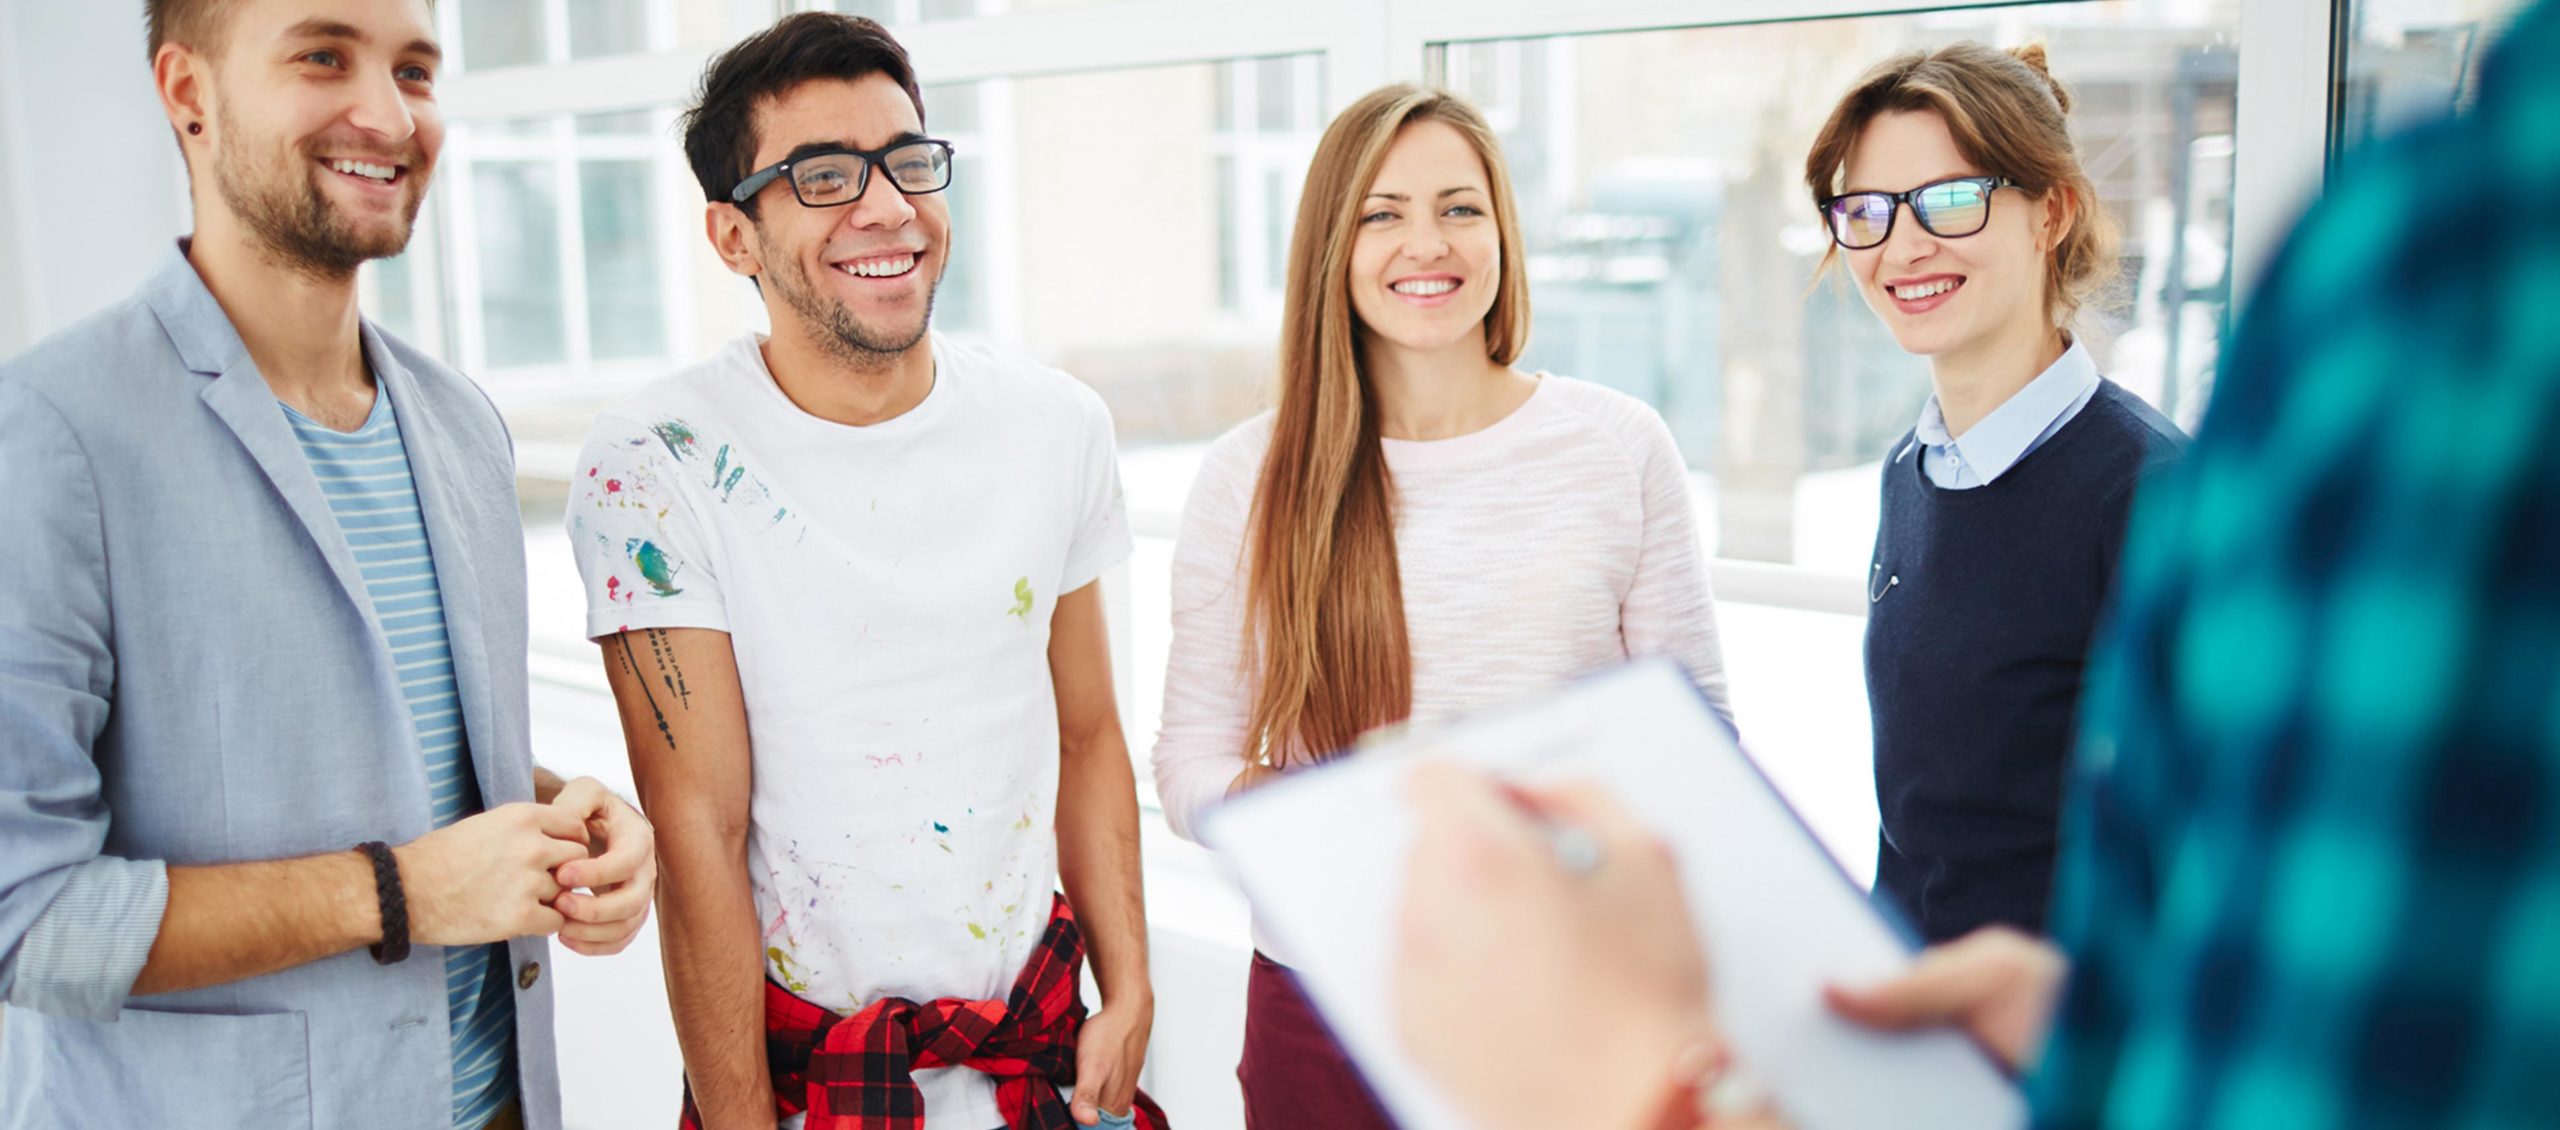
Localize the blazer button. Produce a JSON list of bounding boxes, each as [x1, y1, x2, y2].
[[517, 960, 542, 990]]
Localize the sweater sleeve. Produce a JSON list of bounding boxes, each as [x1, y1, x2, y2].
[[1149, 425, 1268, 842], [1614, 402, 1736, 728]]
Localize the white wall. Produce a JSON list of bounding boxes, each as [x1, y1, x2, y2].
[[0, 21, 26, 361], [0, 0, 192, 358]]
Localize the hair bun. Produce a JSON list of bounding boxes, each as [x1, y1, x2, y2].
[[2009, 41, 2072, 113]]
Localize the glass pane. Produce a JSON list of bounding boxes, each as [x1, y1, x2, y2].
[[999, 56, 1323, 443], [1253, 57, 1294, 134], [484, 116, 559, 139], [576, 110, 659, 138], [2337, 0, 2535, 149], [1442, 0, 2240, 572], [811, 0, 899, 20], [457, 0, 548, 71], [368, 249, 423, 347], [568, 0, 653, 59], [922, 82, 981, 134], [1215, 153, 1238, 310], [472, 161, 568, 368], [579, 160, 666, 361], [674, 0, 755, 50], [1260, 167, 1287, 292], [928, 83, 987, 333], [994, 57, 1321, 771]]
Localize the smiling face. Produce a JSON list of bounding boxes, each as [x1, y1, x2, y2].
[[186, 0, 443, 278], [724, 74, 948, 365], [1840, 109, 2058, 362], [1347, 119, 1503, 357]]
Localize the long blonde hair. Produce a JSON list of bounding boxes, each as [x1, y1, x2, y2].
[[1804, 42, 2120, 329], [1242, 84, 1532, 767]]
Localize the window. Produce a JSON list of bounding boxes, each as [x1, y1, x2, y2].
[[922, 82, 994, 334], [997, 59, 1314, 452], [450, 0, 679, 71], [1213, 56, 1325, 318], [439, 111, 689, 387], [2336, 0, 2537, 152]]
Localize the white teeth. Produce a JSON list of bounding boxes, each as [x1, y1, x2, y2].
[[839, 255, 916, 279], [1392, 279, 1457, 296], [329, 159, 396, 182], [1893, 279, 1958, 301]]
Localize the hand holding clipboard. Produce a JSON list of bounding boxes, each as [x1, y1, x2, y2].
[[1202, 660, 2033, 1130]]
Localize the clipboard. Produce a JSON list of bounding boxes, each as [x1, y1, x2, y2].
[[1199, 659, 2028, 1130]]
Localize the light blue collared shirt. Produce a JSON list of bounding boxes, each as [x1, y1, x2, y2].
[[1895, 338, 2102, 489]]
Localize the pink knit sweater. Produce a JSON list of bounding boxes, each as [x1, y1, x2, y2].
[[1151, 374, 1735, 848]]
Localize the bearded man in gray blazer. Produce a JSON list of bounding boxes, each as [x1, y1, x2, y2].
[[0, 1, 657, 1127]]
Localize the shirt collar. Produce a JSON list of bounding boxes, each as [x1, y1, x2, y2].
[[141, 238, 254, 377], [1908, 338, 2100, 484]]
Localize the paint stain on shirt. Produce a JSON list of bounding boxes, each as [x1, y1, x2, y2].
[[767, 946, 812, 994], [711, 444, 751, 501], [1008, 577, 1035, 623], [626, 539, 684, 597], [652, 419, 699, 461]]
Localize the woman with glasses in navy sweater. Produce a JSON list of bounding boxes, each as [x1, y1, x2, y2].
[[1805, 42, 2186, 944]]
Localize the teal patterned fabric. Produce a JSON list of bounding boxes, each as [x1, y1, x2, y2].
[[2031, 3, 2560, 1126]]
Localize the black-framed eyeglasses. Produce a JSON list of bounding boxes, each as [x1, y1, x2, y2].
[[729, 138, 955, 208], [1817, 176, 2019, 250]]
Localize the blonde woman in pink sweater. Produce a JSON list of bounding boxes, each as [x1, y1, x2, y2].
[[1150, 83, 1735, 1130]]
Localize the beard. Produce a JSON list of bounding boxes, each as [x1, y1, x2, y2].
[[211, 108, 425, 281], [758, 232, 940, 368]]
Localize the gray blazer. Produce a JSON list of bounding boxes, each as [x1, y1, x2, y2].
[[0, 248, 561, 1129]]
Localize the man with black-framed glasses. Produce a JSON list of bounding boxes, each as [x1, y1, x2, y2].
[[565, 12, 1163, 1130]]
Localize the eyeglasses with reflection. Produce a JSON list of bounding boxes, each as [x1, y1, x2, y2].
[[729, 138, 956, 208], [1817, 175, 2019, 250]]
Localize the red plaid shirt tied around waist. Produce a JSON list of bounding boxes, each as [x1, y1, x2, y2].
[[679, 894, 1170, 1130]]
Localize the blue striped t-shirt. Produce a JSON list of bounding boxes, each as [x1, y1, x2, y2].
[[285, 390, 516, 1129]]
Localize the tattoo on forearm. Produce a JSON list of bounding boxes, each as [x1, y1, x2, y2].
[[643, 628, 692, 709], [617, 634, 677, 750]]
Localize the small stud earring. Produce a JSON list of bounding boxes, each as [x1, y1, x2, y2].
[[187, 122, 203, 135]]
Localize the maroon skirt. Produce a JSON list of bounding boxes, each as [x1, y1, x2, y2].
[[1237, 951, 1400, 1130]]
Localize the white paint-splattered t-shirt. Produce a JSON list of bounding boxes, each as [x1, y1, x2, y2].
[[566, 332, 1130, 1129]]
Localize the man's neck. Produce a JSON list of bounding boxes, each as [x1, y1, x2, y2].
[[1362, 330, 1532, 442], [760, 323, 936, 427], [186, 214, 373, 427]]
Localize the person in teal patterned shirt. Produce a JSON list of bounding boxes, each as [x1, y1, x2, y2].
[[1386, 2, 2560, 1126]]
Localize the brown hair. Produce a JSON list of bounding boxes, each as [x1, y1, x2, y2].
[[1242, 84, 1531, 766], [681, 12, 925, 219], [147, 0, 443, 62], [149, 0, 445, 62], [146, 0, 225, 61], [1803, 41, 2118, 329]]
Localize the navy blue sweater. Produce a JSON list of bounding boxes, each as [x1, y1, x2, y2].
[[1865, 379, 2185, 944]]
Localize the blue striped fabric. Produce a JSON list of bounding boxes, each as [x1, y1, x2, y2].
[[286, 392, 516, 1129]]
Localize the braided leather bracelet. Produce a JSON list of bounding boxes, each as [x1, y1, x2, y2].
[[357, 841, 410, 965]]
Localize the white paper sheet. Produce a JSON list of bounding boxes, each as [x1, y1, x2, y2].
[[1200, 659, 2028, 1130]]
